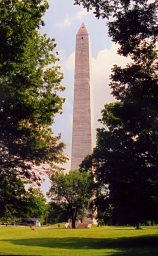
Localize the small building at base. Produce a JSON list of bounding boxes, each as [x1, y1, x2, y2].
[[22, 218, 41, 227]]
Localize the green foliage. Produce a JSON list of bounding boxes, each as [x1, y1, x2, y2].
[[0, 172, 48, 223], [0, 0, 67, 184], [22, 187, 48, 223], [74, 0, 114, 19], [48, 170, 95, 228], [0, 0, 68, 222], [47, 202, 69, 224], [79, 0, 158, 225], [0, 170, 26, 220]]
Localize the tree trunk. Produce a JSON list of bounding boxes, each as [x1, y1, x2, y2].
[[136, 222, 140, 229], [70, 206, 78, 228], [72, 219, 76, 229]]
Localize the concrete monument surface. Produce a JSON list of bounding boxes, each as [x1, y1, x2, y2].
[[71, 23, 92, 170]]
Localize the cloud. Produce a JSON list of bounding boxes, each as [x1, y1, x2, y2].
[[63, 16, 71, 26], [65, 52, 75, 69], [56, 15, 71, 28], [56, 9, 89, 28], [74, 9, 88, 20], [148, 0, 155, 3], [91, 43, 131, 131]]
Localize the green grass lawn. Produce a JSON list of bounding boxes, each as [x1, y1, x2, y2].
[[0, 225, 158, 255]]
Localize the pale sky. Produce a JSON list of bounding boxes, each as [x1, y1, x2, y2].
[[40, 0, 132, 194]]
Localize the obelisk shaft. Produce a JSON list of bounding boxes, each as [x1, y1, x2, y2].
[[71, 23, 92, 170]]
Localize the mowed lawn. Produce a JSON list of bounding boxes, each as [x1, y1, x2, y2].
[[0, 225, 158, 256]]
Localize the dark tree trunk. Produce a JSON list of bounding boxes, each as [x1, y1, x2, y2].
[[72, 219, 76, 229], [136, 222, 140, 229], [70, 205, 78, 228]]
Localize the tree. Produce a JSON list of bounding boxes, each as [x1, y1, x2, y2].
[[22, 187, 48, 224], [48, 170, 94, 228], [0, 173, 48, 223], [78, 0, 158, 227], [0, 0, 67, 185], [0, 170, 26, 222], [81, 103, 158, 226], [47, 202, 69, 224]]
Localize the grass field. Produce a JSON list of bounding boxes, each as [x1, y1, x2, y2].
[[0, 225, 158, 255]]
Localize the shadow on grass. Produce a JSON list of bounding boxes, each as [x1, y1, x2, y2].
[[1, 235, 158, 255]]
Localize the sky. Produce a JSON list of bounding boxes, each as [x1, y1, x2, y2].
[[40, 0, 133, 194]]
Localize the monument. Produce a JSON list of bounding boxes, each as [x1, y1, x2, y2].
[[71, 23, 92, 170]]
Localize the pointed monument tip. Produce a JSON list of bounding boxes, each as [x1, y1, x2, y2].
[[77, 23, 88, 35]]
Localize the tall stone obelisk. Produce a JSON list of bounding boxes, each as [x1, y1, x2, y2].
[[71, 23, 92, 170]]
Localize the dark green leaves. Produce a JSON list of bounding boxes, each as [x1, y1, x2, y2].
[[48, 170, 95, 227], [0, 0, 66, 183]]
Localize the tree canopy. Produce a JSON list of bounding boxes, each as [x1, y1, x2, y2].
[[0, 174, 48, 223], [48, 170, 95, 228], [47, 202, 69, 224], [0, 169, 26, 220], [79, 0, 158, 227], [0, 0, 67, 185], [0, 0, 68, 221], [22, 187, 48, 224]]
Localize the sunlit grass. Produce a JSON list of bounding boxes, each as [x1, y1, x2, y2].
[[0, 225, 158, 255]]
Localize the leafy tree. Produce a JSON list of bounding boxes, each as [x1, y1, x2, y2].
[[48, 170, 94, 228], [22, 187, 48, 224], [0, 170, 26, 221], [47, 202, 69, 224], [0, 173, 48, 223], [0, 0, 67, 186], [78, 0, 158, 227], [81, 103, 158, 226]]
